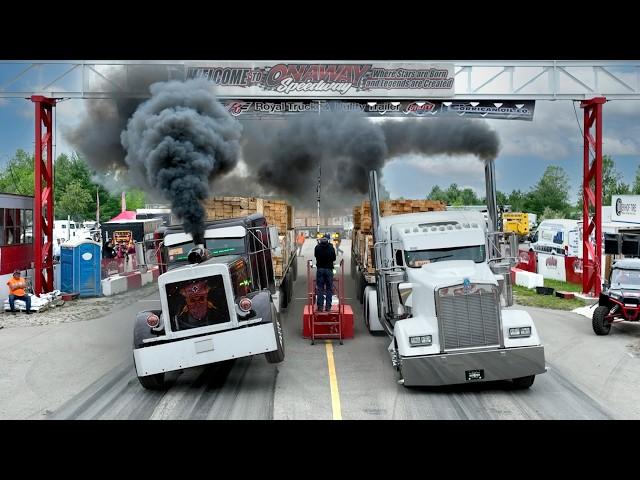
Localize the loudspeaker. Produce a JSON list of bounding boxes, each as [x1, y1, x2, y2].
[[621, 233, 640, 257], [604, 233, 622, 255]]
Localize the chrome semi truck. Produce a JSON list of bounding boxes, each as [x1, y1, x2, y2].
[[362, 171, 546, 388]]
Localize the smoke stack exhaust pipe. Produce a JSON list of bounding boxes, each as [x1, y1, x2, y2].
[[369, 170, 381, 243]]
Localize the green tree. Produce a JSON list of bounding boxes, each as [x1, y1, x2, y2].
[[427, 185, 449, 203], [633, 165, 640, 194], [0, 149, 35, 195], [507, 190, 528, 212], [58, 181, 93, 221], [524, 165, 571, 217], [601, 155, 631, 205]]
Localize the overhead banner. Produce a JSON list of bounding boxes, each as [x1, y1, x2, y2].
[[187, 62, 455, 98], [222, 99, 535, 120]]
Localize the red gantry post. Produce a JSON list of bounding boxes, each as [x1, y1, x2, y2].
[[580, 97, 606, 297], [31, 95, 57, 294]]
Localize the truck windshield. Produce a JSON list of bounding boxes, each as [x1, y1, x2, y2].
[[404, 245, 486, 268], [166, 238, 245, 264], [611, 268, 640, 287]]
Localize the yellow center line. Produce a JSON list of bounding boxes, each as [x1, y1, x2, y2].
[[325, 341, 342, 420]]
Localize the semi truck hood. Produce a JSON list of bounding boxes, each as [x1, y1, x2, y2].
[[407, 260, 498, 290]]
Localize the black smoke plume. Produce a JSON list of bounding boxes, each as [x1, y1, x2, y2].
[[120, 79, 242, 243]]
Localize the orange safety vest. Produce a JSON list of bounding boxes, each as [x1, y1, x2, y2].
[[7, 277, 26, 297]]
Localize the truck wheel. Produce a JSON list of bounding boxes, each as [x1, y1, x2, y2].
[[280, 274, 289, 309], [350, 256, 356, 279], [363, 286, 370, 328], [265, 303, 285, 364], [592, 305, 612, 335], [293, 256, 298, 281], [133, 353, 168, 390], [359, 274, 366, 305], [511, 375, 535, 389], [288, 271, 294, 303], [137, 372, 167, 390], [356, 273, 363, 303]]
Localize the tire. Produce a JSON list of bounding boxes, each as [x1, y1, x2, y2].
[[288, 271, 294, 304], [350, 256, 356, 279], [137, 372, 168, 390], [592, 305, 612, 335], [133, 353, 168, 390], [280, 274, 289, 310], [293, 256, 298, 282], [365, 287, 379, 334], [355, 271, 362, 302], [512, 375, 535, 389], [359, 274, 366, 305], [363, 286, 370, 329], [265, 303, 285, 364]]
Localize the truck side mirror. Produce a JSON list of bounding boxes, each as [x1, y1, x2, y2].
[[603, 280, 610, 290], [395, 250, 404, 266]]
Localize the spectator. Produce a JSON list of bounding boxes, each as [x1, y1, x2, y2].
[[53, 238, 62, 262], [103, 240, 116, 259], [7, 270, 31, 314], [296, 232, 305, 256]]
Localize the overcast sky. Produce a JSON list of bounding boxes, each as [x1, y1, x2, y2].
[[1, 63, 638, 205]]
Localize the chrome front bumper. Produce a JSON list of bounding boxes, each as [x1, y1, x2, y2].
[[400, 345, 546, 387]]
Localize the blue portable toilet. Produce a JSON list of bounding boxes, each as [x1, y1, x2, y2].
[[60, 238, 102, 297]]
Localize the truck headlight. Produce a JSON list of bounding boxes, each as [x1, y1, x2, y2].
[[409, 335, 432, 347], [509, 327, 532, 338]]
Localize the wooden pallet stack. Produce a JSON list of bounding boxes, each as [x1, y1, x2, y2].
[[353, 206, 361, 231], [203, 196, 294, 234], [357, 199, 445, 234]]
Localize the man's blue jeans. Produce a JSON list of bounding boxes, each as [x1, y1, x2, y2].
[[316, 268, 333, 310], [9, 294, 31, 312]]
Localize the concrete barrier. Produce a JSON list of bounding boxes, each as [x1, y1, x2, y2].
[[515, 270, 544, 289], [125, 271, 142, 290], [101, 275, 128, 296], [140, 270, 154, 286]]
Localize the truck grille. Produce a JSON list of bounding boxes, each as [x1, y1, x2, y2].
[[436, 283, 501, 350]]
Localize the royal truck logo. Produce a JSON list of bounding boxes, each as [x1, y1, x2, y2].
[[545, 256, 558, 269], [226, 101, 252, 117]]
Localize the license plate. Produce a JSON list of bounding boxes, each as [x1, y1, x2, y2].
[[465, 369, 484, 381], [194, 339, 214, 354]]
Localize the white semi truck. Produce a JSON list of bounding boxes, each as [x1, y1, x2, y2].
[[362, 171, 546, 388]]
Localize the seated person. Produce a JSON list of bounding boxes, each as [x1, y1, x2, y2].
[[7, 269, 31, 314]]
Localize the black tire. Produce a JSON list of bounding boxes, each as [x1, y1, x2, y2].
[[288, 271, 294, 303], [592, 305, 612, 335], [265, 303, 285, 363], [350, 255, 356, 279], [280, 274, 289, 310], [512, 375, 535, 389], [133, 353, 168, 390], [359, 274, 366, 305], [137, 372, 168, 390], [293, 256, 298, 282]]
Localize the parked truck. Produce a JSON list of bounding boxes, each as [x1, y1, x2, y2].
[[132, 213, 285, 390], [361, 171, 546, 388]]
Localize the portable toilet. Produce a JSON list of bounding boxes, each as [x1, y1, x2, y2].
[[60, 238, 102, 297]]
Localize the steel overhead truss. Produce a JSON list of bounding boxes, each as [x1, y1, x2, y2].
[[31, 95, 56, 295], [1, 60, 640, 99]]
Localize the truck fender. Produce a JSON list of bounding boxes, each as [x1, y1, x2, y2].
[[133, 310, 163, 349], [246, 290, 275, 324]]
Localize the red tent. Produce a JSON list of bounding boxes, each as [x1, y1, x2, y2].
[[109, 210, 137, 221]]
